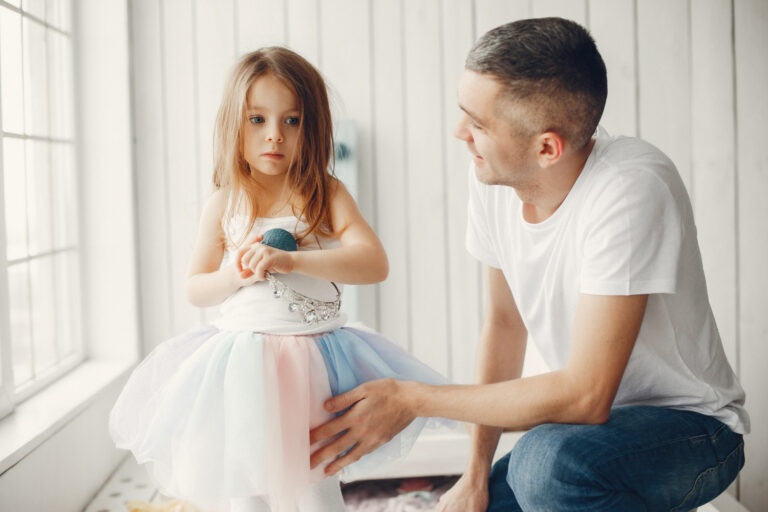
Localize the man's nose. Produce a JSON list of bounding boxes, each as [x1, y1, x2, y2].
[[454, 113, 471, 141]]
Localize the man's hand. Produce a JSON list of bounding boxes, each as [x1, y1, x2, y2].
[[436, 472, 489, 512], [309, 378, 416, 475]]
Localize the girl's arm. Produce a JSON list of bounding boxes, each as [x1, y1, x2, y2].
[[240, 181, 389, 284], [185, 189, 257, 307]]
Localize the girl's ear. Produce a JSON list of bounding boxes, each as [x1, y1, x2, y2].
[[535, 131, 564, 168]]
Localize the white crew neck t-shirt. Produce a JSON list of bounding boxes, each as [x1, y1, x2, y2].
[[466, 127, 749, 434]]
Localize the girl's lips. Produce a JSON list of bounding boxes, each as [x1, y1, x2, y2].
[[262, 153, 284, 158]]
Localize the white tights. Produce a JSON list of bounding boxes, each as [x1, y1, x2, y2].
[[228, 476, 346, 512]]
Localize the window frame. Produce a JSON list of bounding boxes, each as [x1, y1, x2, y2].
[[0, 0, 84, 419]]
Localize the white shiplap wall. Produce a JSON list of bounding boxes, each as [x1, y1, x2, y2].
[[129, 1, 767, 508]]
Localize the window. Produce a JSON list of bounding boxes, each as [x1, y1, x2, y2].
[[0, 0, 81, 417]]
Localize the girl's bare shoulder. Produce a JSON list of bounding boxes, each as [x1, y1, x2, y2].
[[199, 188, 231, 228]]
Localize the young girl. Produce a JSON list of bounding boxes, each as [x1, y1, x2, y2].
[[109, 47, 449, 512]]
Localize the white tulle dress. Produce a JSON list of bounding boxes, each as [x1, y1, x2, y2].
[[109, 215, 452, 512]]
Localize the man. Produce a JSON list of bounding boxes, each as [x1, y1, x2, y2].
[[310, 17, 749, 511]]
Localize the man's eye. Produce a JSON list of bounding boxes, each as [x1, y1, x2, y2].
[[249, 116, 264, 124], [285, 117, 300, 126]]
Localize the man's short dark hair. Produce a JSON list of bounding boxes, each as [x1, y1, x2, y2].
[[466, 17, 607, 149]]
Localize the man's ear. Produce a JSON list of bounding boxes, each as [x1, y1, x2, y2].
[[535, 131, 564, 168]]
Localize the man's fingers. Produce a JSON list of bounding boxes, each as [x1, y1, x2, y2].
[[309, 431, 355, 469], [324, 442, 367, 476], [309, 414, 348, 445], [324, 387, 364, 413]]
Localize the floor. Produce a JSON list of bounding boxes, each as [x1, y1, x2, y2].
[[84, 456, 728, 512], [83, 456, 460, 512]]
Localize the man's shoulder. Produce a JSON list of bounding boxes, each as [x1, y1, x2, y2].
[[588, 133, 684, 198], [593, 132, 674, 171]]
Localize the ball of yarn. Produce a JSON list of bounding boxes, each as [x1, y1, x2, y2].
[[261, 228, 298, 252]]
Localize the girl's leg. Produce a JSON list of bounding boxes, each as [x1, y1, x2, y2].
[[297, 476, 346, 512], [229, 496, 271, 512]]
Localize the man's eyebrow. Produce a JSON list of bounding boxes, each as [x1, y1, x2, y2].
[[459, 104, 485, 125]]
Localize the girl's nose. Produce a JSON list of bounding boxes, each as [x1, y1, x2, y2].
[[266, 125, 284, 143]]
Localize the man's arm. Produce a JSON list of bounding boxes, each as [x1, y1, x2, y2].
[[310, 289, 647, 474], [413, 292, 647, 426], [437, 266, 527, 511]]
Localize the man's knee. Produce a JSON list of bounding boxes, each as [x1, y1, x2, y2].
[[508, 425, 560, 490], [507, 424, 599, 507]]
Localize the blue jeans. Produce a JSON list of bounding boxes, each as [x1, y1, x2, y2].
[[487, 406, 744, 511]]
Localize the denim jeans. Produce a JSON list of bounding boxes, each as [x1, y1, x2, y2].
[[487, 406, 744, 511]]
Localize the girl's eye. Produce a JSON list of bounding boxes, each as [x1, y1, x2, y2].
[[285, 117, 300, 126], [249, 116, 265, 124]]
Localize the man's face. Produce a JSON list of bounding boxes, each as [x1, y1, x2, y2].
[[454, 70, 536, 187]]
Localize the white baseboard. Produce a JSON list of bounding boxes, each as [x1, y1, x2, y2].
[[0, 368, 129, 512]]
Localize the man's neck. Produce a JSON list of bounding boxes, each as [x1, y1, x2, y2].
[[520, 138, 595, 224]]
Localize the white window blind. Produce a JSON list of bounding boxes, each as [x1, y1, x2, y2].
[[0, 0, 82, 419]]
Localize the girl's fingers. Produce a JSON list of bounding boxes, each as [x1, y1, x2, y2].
[[253, 257, 271, 280], [235, 247, 249, 271], [243, 247, 262, 273]]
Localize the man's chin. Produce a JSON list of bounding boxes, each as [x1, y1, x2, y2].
[[473, 164, 498, 185]]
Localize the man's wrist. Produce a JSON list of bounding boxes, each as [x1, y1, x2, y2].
[[400, 380, 427, 418], [465, 459, 493, 481]]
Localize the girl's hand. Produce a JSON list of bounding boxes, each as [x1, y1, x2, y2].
[[236, 235, 296, 280], [435, 471, 489, 512], [227, 255, 261, 288]]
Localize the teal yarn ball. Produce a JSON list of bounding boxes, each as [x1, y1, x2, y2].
[[261, 228, 298, 252]]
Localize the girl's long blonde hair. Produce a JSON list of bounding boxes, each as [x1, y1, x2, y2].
[[213, 47, 335, 244]]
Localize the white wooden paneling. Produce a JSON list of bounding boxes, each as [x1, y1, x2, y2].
[[286, 0, 320, 68], [162, 0, 204, 333], [126, 1, 767, 500], [403, 0, 449, 376], [320, 0, 378, 329], [690, 0, 737, 370], [531, 0, 587, 25], [442, 1, 480, 384], [588, 0, 637, 137], [371, 0, 410, 349], [194, 0, 235, 210], [637, 0, 692, 191], [131, 0, 172, 351], [236, 0, 286, 55], [193, 0, 236, 324], [735, 0, 768, 508], [473, 0, 529, 38]]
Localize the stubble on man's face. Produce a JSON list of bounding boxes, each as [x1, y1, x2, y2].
[[457, 70, 541, 190]]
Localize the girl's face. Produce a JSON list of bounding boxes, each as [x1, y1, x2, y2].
[[241, 73, 301, 179]]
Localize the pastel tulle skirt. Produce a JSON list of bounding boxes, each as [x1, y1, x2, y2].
[[109, 326, 451, 511]]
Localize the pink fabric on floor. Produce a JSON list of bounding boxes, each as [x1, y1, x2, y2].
[[262, 335, 335, 512]]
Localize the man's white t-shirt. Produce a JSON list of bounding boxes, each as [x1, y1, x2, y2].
[[465, 127, 750, 434]]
